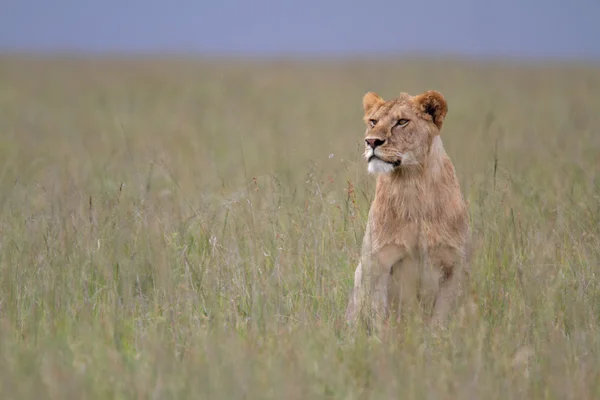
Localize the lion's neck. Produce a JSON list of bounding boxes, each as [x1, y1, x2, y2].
[[373, 135, 456, 222]]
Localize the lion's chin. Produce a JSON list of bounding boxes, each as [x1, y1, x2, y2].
[[367, 157, 396, 175]]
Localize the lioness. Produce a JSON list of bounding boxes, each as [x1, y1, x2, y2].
[[345, 89, 470, 329]]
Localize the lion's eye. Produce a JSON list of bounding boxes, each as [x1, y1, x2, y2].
[[369, 119, 377, 128], [396, 119, 409, 126]]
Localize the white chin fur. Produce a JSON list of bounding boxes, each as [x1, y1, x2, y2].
[[368, 158, 395, 174]]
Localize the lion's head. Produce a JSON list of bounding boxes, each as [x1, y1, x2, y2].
[[361, 90, 448, 175]]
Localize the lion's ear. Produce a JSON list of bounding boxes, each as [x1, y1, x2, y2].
[[413, 90, 448, 130], [362, 92, 384, 116]]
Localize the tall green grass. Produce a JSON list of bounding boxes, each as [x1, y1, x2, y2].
[[0, 56, 599, 398]]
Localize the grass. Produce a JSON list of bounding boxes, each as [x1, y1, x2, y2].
[[0, 55, 599, 399]]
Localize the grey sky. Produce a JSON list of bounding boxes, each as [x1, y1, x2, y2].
[[1, 0, 599, 59]]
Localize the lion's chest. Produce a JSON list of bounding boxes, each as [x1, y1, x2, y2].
[[371, 218, 439, 254], [369, 177, 468, 259], [369, 201, 461, 256]]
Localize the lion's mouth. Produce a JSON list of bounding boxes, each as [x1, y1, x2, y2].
[[368, 155, 402, 167]]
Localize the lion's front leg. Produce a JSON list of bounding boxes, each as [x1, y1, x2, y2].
[[345, 261, 362, 323], [346, 243, 403, 331], [346, 227, 373, 325], [430, 255, 469, 328], [346, 260, 390, 328]]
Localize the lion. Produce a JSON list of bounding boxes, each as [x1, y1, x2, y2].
[[345, 89, 471, 330]]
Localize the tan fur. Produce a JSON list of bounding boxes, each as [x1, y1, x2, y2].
[[346, 90, 470, 330]]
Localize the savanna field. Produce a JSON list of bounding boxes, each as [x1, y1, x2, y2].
[[0, 56, 599, 399]]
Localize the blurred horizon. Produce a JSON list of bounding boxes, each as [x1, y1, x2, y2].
[[1, 0, 599, 61]]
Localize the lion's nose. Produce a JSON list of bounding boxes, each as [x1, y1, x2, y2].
[[365, 138, 385, 149]]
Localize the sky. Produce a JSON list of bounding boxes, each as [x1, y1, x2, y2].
[[1, 0, 599, 59]]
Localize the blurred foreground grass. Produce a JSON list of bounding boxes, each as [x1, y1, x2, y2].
[[0, 56, 599, 398]]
